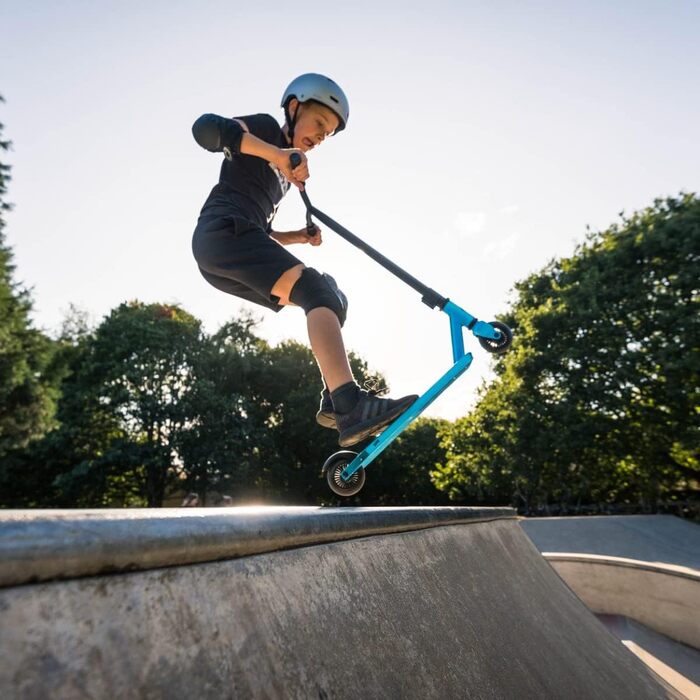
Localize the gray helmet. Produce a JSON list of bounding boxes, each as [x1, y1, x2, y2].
[[281, 73, 349, 134]]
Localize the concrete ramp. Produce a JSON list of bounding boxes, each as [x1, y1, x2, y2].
[[0, 508, 671, 699], [521, 515, 700, 570]]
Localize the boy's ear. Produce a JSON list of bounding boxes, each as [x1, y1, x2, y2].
[[288, 97, 300, 119]]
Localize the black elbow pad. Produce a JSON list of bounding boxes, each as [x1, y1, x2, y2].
[[192, 114, 244, 157]]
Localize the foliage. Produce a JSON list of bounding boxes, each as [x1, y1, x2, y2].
[[0, 96, 63, 468], [435, 194, 700, 512], [354, 417, 454, 506], [1, 296, 451, 507], [174, 315, 276, 504], [53, 302, 204, 506]]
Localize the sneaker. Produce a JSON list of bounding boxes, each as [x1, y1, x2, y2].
[[315, 380, 391, 431], [336, 390, 418, 447], [316, 388, 337, 429]]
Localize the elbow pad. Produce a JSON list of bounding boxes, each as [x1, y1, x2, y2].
[[191, 114, 244, 158]]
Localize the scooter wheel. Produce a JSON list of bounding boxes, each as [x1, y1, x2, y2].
[[323, 450, 365, 497], [478, 321, 513, 354]]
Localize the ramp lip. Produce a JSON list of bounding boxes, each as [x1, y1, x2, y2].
[[0, 506, 515, 587], [543, 552, 700, 581]]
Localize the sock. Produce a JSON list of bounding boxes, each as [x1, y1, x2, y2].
[[330, 381, 361, 414]]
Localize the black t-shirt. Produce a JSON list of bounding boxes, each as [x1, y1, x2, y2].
[[200, 113, 290, 231]]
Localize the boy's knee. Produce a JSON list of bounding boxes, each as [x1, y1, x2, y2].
[[289, 268, 348, 327]]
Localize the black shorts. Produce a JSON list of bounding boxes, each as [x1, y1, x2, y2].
[[192, 214, 303, 312]]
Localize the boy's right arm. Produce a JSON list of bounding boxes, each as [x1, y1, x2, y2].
[[191, 113, 308, 189]]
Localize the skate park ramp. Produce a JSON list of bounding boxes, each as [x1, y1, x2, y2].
[[520, 515, 700, 570], [598, 614, 700, 698], [0, 507, 676, 699]]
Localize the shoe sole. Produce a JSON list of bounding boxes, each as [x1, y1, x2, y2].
[[316, 411, 337, 429], [337, 397, 417, 448], [317, 411, 385, 438]]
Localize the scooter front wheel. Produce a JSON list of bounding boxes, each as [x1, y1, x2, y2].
[[478, 321, 513, 354], [323, 450, 365, 497]]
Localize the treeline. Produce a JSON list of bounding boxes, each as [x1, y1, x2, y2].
[[0, 98, 697, 512], [434, 194, 699, 515], [0, 302, 451, 507]]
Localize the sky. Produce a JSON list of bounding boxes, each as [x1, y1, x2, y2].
[[2, 0, 699, 420]]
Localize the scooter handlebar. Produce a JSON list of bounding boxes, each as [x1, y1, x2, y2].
[[288, 153, 314, 234]]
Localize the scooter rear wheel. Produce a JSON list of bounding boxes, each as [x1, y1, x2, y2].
[[478, 321, 513, 354], [323, 450, 365, 497]]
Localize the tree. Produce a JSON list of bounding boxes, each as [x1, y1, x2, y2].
[[435, 194, 700, 512], [0, 311, 109, 507], [254, 340, 388, 503], [53, 302, 203, 506], [0, 95, 62, 464], [359, 417, 454, 506], [175, 315, 277, 504]]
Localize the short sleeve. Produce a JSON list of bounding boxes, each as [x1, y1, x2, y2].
[[234, 113, 283, 146]]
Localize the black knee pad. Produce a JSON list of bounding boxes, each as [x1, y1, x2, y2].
[[289, 268, 348, 327]]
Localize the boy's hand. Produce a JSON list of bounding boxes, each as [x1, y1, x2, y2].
[[276, 148, 308, 190], [302, 224, 322, 246], [270, 226, 322, 246]]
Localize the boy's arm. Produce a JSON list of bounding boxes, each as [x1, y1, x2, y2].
[[191, 113, 307, 188], [270, 226, 322, 247]]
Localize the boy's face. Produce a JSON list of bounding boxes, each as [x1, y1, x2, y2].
[[290, 99, 340, 152]]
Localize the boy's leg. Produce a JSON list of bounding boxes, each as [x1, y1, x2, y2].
[[307, 308, 355, 391], [193, 218, 303, 313], [272, 265, 354, 391], [269, 263, 304, 304], [198, 266, 285, 312], [193, 217, 417, 446], [315, 375, 336, 429], [193, 220, 352, 410], [277, 267, 418, 447]]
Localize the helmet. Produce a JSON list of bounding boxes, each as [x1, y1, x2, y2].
[[281, 73, 349, 134]]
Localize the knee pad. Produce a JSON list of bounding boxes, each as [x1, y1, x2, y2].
[[289, 268, 348, 327]]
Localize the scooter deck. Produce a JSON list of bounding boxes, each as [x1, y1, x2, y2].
[[340, 351, 474, 481]]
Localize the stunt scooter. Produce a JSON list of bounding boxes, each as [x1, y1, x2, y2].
[[289, 154, 513, 498]]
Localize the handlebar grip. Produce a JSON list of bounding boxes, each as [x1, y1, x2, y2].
[[289, 152, 312, 232]]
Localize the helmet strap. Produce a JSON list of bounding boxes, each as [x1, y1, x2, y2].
[[285, 100, 299, 146]]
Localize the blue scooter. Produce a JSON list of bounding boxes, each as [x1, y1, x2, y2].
[[289, 154, 512, 498]]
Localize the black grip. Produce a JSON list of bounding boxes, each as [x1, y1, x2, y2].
[[289, 152, 313, 233]]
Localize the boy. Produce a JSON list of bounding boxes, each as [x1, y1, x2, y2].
[[191, 73, 417, 447]]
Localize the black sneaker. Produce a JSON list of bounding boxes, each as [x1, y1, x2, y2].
[[316, 380, 391, 431], [316, 388, 337, 429], [336, 390, 418, 447]]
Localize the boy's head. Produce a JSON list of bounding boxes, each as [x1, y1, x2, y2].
[[286, 99, 340, 152], [281, 73, 349, 150]]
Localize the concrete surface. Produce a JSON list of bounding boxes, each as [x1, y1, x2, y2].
[[0, 505, 514, 587], [546, 554, 700, 650], [521, 514, 700, 696], [521, 515, 700, 570], [598, 614, 700, 697], [0, 508, 672, 700]]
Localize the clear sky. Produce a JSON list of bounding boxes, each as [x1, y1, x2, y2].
[[2, 0, 698, 420]]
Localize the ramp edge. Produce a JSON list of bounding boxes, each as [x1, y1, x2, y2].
[[0, 506, 515, 587]]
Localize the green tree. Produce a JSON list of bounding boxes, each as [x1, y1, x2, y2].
[[0, 310, 112, 507], [0, 95, 62, 465], [175, 315, 277, 503], [358, 417, 454, 506], [54, 302, 203, 506], [435, 194, 700, 513], [254, 340, 386, 503]]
